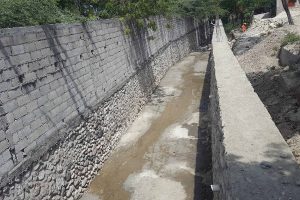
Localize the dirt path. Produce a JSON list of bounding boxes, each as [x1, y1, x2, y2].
[[80, 52, 212, 200]]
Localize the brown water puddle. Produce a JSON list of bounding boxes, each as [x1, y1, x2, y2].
[[84, 52, 208, 200]]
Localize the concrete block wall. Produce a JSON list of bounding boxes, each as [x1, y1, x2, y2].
[[0, 16, 207, 199], [210, 21, 300, 200]]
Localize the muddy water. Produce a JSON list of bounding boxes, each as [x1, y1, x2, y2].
[[81, 52, 210, 200]]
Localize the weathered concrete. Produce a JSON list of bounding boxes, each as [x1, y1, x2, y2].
[[80, 52, 212, 200], [211, 20, 300, 200]]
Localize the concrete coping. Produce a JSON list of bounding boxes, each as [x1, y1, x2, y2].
[[212, 20, 300, 199]]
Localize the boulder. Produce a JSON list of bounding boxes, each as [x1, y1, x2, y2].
[[279, 41, 300, 67]]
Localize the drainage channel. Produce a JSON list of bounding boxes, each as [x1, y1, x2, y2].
[[80, 51, 212, 200]]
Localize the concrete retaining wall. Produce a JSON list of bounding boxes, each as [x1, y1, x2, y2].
[[210, 20, 300, 199], [0, 17, 211, 199]]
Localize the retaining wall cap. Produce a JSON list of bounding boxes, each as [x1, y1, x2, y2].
[[212, 20, 300, 199]]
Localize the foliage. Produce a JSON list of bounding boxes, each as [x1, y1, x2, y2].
[[221, 0, 275, 23], [224, 23, 240, 33], [282, 32, 300, 46], [0, 0, 275, 29], [220, 0, 275, 33], [170, 0, 225, 19], [0, 0, 84, 28]]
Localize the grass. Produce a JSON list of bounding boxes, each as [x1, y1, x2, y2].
[[282, 32, 300, 46]]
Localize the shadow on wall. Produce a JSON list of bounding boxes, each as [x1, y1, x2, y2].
[[0, 39, 58, 166], [41, 25, 92, 121], [194, 52, 213, 200], [127, 20, 156, 101]]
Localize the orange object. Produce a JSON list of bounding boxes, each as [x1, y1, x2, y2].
[[242, 23, 247, 32], [288, 0, 296, 7]]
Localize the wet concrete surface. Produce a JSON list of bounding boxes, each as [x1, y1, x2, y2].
[[80, 52, 212, 200]]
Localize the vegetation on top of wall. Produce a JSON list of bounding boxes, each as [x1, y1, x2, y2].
[[0, 0, 85, 28], [281, 32, 300, 46], [0, 0, 224, 29], [0, 0, 275, 29]]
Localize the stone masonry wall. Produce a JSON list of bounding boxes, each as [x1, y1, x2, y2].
[[0, 16, 209, 199]]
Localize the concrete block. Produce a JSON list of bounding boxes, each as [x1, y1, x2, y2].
[[8, 89, 23, 100], [10, 77, 20, 88], [39, 84, 50, 95], [30, 118, 42, 130], [33, 108, 43, 118], [17, 125, 31, 141], [0, 36, 13, 47], [16, 95, 31, 106], [37, 96, 48, 106], [39, 58, 50, 68], [0, 81, 10, 92], [0, 116, 7, 130], [11, 45, 25, 55], [29, 124, 46, 142], [12, 106, 27, 120], [0, 59, 5, 70], [24, 140, 36, 154], [24, 43, 37, 53], [49, 80, 60, 90], [5, 112, 14, 124], [48, 90, 58, 100], [34, 40, 49, 50], [21, 111, 34, 125], [10, 53, 31, 65], [3, 100, 17, 113], [26, 100, 38, 113], [29, 89, 40, 100], [36, 68, 47, 79], [19, 64, 29, 74], [15, 138, 30, 152], [40, 48, 53, 57], [30, 50, 43, 60], [24, 72, 37, 83], [0, 159, 14, 176], [2, 69, 16, 81], [0, 130, 5, 141], [28, 61, 41, 72]]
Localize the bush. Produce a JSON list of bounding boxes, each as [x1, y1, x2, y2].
[[0, 0, 80, 28], [224, 23, 240, 34], [282, 32, 300, 46]]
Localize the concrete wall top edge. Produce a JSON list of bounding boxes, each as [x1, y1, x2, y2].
[[212, 20, 300, 199]]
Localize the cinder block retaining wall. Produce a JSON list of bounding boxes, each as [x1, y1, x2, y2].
[[0, 17, 210, 199], [210, 20, 300, 200]]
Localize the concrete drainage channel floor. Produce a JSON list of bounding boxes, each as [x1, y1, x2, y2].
[[80, 52, 212, 200]]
